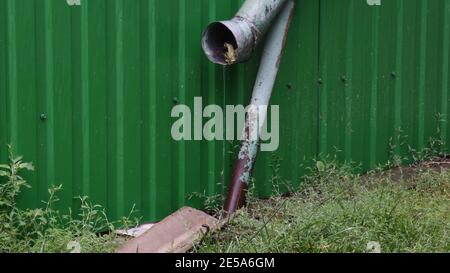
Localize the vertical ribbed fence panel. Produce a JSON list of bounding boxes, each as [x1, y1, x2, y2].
[[318, 0, 450, 172], [0, 0, 251, 221], [0, 0, 449, 222]]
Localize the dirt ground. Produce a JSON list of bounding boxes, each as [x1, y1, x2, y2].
[[367, 156, 450, 182]]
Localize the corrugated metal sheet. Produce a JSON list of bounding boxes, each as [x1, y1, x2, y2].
[[0, 0, 449, 222], [318, 0, 450, 171]]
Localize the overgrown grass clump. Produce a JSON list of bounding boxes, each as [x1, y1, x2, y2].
[[196, 161, 450, 253], [0, 146, 136, 253]]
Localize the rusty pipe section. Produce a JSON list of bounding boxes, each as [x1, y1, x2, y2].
[[224, 0, 295, 214], [202, 0, 288, 65]]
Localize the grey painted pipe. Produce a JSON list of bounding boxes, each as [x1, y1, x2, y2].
[[224, 0, 295, 214], [202, 0, 288, 65]]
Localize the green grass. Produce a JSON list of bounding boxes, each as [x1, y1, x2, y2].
[[2, 143, 449, 253], [195, 161, 450, 253], [0, 146, 137, 253]]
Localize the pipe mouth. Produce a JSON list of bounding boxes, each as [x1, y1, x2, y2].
[[202, 22, 238, 65]]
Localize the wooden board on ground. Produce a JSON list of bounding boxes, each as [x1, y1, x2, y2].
[[116, 207, 221, 253]]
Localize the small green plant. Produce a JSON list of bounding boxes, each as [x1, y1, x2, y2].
[[0, 146, 138, 253], [388, 124, 447, 167], [189, 191, 225, 216], [268, 154, 296, 195], [0, 147, 34, 210]]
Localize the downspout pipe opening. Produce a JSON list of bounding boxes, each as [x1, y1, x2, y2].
[[201, 0, 289, 66], [201, 21, 246, 66]]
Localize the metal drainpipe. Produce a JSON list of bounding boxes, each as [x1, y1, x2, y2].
[[223, 1, 295, 214], [202, 0, 289, 65]]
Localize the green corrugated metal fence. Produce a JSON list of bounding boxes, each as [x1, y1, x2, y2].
[[0, 0, 449, 222]]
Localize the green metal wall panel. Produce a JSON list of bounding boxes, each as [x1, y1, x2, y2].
[[0, 0, 449, 222], [319, 0, 450, 172]]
